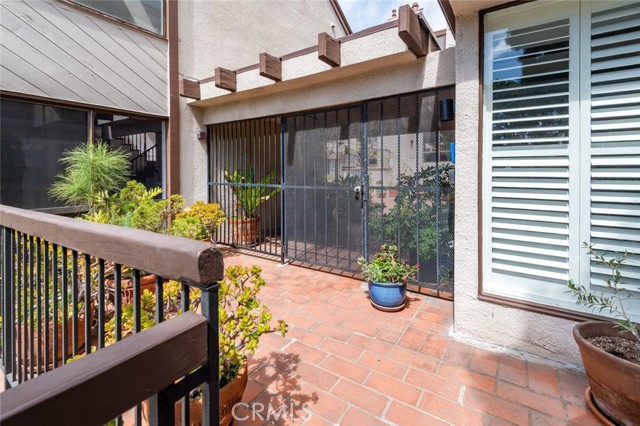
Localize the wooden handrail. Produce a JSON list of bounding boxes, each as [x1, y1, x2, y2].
[[0, 312, 208, 426], [0, 204, 223, 285]]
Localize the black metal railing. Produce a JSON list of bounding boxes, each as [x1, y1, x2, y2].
[[0, 204, 222, 426]]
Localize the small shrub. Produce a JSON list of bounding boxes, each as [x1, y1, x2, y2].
[[568, 243, 639, 343], [358, 244, 419, 283]]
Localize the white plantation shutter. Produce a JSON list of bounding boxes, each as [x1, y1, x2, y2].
[[483, 2, 579, 304], [588, 2, 640, 291], [483, 1, 640, 317]]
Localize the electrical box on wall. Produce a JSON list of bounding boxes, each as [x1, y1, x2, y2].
[[196, 130, 207, 140]]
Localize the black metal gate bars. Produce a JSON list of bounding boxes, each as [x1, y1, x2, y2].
[[208, 87, 455, 293]]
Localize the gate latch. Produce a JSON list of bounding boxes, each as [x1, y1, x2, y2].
[[354, 185, 362, 201]]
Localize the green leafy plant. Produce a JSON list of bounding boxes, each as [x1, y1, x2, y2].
[[173, 201, 226, 240], [49, 140, 130, 213], [85, 180, 184, 234], [358, 244, 419, 283], [224, 166, 280, 218], [218, 265, 287, 386], [568, 243, 639, 343], [368, 165, 453, 264]]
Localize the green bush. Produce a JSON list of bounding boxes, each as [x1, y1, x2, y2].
[[49, 140, 130, 213], [358, 244, 419, 283]]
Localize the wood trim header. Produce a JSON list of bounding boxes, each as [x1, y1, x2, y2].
[[179, 79, 201, 100], [0, 312, 207, 426], [215, 67, 237, 92], [259, 53, 282, 81], [398, 4, 429, 57], [437, 0, 456, 35], [198, 20, 399, 82], [318, 32, 341, 67], [58, 0, 167, 40], [329, 0, 353, 35], [0, 204, 224, 285], [0, 90, 169, 120]]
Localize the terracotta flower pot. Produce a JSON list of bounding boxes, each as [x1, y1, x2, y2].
[[573, 321, 640, 426], [16, 314, 88, 369], [229, 217, 260, 246], [105, 274, 157, 305], [141, 363, 248, 426]]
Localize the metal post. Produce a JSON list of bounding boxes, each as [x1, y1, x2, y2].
[[200, 283, 220, 426], [280, 116, 287, 265], [2, 227, 15, 387]]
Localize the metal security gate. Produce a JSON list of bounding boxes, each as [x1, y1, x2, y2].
[[209, 86, 455, 292]]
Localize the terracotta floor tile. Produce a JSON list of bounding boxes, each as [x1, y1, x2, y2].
[[496, 381, 564, 418], [218, 250, 592, 426], [365, 371, 422, 405], [404, 367, 463, 401], [331, 379, 388, 416], [385, 401, 450, 426], [359, 351, 408, 379], [339, 406, 389, 426], [497, 355, 528, 387], [317, 338, 363, 361], [418, 391, 465, 425], [527, 362, 560, 398], [438, 363, 496, 394], [463, 387, 529, 425], [320, 355, 370, 384]]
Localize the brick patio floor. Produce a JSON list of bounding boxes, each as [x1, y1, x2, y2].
[[222, 249, 601, 426]]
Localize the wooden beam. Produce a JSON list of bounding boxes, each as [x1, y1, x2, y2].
[[0, 205, 224, 285], [318, 32, 341, 67], [259, 53, 282, 81], [166, 0, 180, 196], [179, 78, 201, 100], [398, 4, 428, 58], [0, 312, 208, 426], [215, 67, 237, 92], [437, 0, 456, 35]]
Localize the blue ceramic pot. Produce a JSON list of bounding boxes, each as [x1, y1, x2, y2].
[[368, 281, 406, 308]]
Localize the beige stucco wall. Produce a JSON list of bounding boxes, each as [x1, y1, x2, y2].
[[178, 0, 347, 204], [200, 43, 455, 124], [453, 11, 582, 367]]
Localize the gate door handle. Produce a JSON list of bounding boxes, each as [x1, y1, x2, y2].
[[353, 185, 361, 201]]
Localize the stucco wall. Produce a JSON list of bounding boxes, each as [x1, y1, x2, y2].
[[178, 0, 347, 204], [201, 45, 455, 124], [453, 12, 582, 367]]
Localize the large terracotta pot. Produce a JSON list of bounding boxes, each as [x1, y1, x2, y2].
[[141, 363, 248, 426], [17, 315, 87, 367], [106, 274, 157, 305], [573, 321, 640, 426], [230, 217, 260, 246]]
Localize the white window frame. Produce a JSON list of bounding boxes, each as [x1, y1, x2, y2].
[[482, 0, 640, 320]]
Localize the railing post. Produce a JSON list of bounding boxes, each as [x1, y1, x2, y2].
[[2, 226, 15, 387], [200, 283, 220, 426]]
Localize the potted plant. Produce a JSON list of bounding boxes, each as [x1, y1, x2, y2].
[[139, 265, 287, 426], [568, 244, 640, 426], [358, 244, 419, 311], [49, 140, 130, 214], [171, 201, 226, 242], [224, 166, 280, 246]]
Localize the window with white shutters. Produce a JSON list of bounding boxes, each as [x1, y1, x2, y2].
[[483, 0, 640, 319], [587, 3, 640, 292]]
